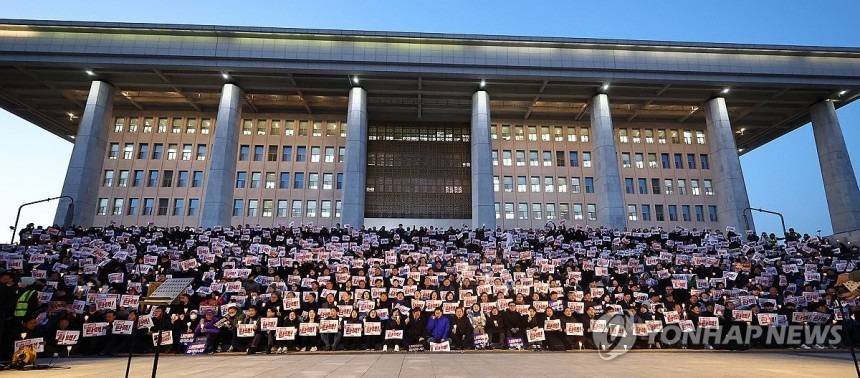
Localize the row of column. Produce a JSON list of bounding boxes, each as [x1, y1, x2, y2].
[[56, 81, 860, 236]]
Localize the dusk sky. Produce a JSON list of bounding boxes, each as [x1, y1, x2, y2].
[[0, 0, 857, 239]]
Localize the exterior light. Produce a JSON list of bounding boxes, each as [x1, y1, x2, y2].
[[352, 76, 360, 85], [738, 148, 745, 152], [838, 90, 848, 96], [479, 79, 486, 88], [601, 83, 610, 91], [721, 88, 730, 94], [85, 69, 95, 76], [221, 72, 230, 80]]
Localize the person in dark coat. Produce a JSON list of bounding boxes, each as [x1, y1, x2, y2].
[[450, 307, 474, 350]]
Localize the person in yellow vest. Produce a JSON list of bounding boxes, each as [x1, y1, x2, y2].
[[13, 280, 40, 320]]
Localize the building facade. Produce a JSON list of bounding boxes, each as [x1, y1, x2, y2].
[[0, 20, 858, 237]]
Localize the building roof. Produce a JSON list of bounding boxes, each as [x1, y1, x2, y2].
[[0, 19, 858, 151]]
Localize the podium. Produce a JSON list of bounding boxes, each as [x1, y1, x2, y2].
[[129, 278, 194, 378]]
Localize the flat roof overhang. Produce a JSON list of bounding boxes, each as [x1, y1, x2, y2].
[[0, 19, 858, 153]]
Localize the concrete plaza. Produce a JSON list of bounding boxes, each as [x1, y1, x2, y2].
[[4, 351, 856, 378]]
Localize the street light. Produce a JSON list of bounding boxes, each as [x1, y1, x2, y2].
[[9, 196, 74, 244]]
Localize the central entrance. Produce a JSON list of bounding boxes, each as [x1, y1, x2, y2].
[[365, 122, 471, 222]]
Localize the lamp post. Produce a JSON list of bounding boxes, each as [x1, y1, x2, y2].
[[9, 195, 74, 244], [742, 207, 786, 236]]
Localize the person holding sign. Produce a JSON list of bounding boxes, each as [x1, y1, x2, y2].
[[525, 307, 545, 350], [277, 311, 301, 353], [298, 309, 320, 351], [426, 307, 450, 344], [383, 311, 407, 352], [450, 307, 474, 350], [404, 308, 428, 348], [363, 309, 384, 350], [196, 309, 221, 354], [485, 307, 506, 350]]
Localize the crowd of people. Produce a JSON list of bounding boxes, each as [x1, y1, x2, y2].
[[1, 222, 858, 359]]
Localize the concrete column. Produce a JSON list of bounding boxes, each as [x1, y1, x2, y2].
[[471, 90, 496, 229], [54, 80, 114, 227], [201, 83, 243, 228], [341, 87, 368, 228], [810, 100, 860, 235], [704, 97, 754, 233], [590, 94, 626, 229]]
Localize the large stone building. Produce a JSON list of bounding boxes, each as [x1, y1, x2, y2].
[[0, 19, 858, 238]]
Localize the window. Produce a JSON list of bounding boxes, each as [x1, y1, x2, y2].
[[677, 179, 687, 195], [621, 153, 631, 168], [166, 144, 177, 160], [695, 205, 705, 222], [171, 118, 182, 133], [186, 118, 197, 134], [584, 177, 594, 193], [586, 204, 597, 221], [299, 121, 309, 136], [113, 118, 125, 133], [132, 170, 144, 187], [181, 144, 192, 161], [187, 199, 199, 216], [504, 203, 515, 220], [324, 147, 335, 163], [152, 144, 163, 160], [582, 152, 592, 168], [308, 173, 319, 189], [648, 153, 657, 168], [554, 126, 563, 142], [501, 125, 511, 140], [502, 150, 512, 166], [661, 153, 670, 169], [503, 176, 513, 192], [529, 150, 539, 166], [638, 178, 648, 194], [196, 145, 207, 160], [546, 203, 557, 220], [192, 171, 203, 187], [306, 200, 317, 217], [530, 176, 540, 192], [571, 177, 581, 193], [279, 172, 290, 189], [543, 151, 552, 166], [257, 120, 267, 136], [238, 145, 249, 161], [516, 150, 525, 166], [527, 126, 537, 141], [569, 151, 579, 167], [285, 121, 295, 136], [634, 153, 644, 169], [294, 172, 305, 189], [147, 170, 158, 187], [664, 179, 674, 195], [236, 172, 247, 188], [201, 119, 211, 134], [655, 205, 665, 221], [704, 180, 714, 196], [143, 198, 154, 216], [668, 205, 678, 221], [651, 178, 661, 195], [532, 203, 543, 220], [108, 143, 119, 159], [619, 129, 628, 143], [567, 127, 577, 142], [556, 151, 565, 167], [161, 170, 173, 187], [627, 205, 638, 221], [557, 177, 568, 193], [267, 145, 278, 162], [173, 199, 184, 216], [247, 200, 258, 217], [516, 176, 527, 193], [541, 126, 551, 141], [687, 154, 697, 169], [323, 173, 333, 190], [253, 145, 264, 161], [682, 205, 691, 222], [624, 178, 634, 194], [642, 204, 651, 221], [691, 180, 701, 195], [281, 146, 293, 162], [632, 129, 641, 144], [493, 176, 500, 192], [277, 200, 288, 217], [242, 120, 252, 135], [112, 198, 123, 215], [321, 200, 332, 218], [658, 129, 666, 144], [544, 177, 554, 193], [312, 122, 322, 137], [97, 198, 108, 215], [291, 200, 302, 217], [683, 130, 693, 144], [517, 203, 528, 220], [559, 203, 570, 220], [696, 131, 706, 144], [157, 118, 168, 133], [157, 198, 169, 216], [645, 129, 654, 144], [708, 206, 718, 222], [573, 203, 584, 220], [103, 170, 114, 187], [674, 153, 683, 169], [338, 147, 345, 163], [262, 200, 274, 217], [123, 144, 133, 159], [296, 146, 307, 162], [514, 126, 524, 141], [700, 154, 710, 170], [137, 143, 148, 160], [127, 198, 139, 216], [580, 128, 590, 143], [336, 173, 343, 189], [492, 150, 499, 166], [265, 172, 277, 189], [335, 200, 342, 218], [310, 146, 321, 163], [128, 118, 138, 133], [250, 172, 261, 189], [118, 171, 129, 187], [143, 118, 153, 133]]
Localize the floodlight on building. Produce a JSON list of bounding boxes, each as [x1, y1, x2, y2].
[[479, 79, 486, 88], [85, 69, 95, 76], [352, 76, 360, 85], [221, 72, 230, 80], [721, 87, 731, 94], [601, 83, 610, 91], [838, 90, 848, 96]]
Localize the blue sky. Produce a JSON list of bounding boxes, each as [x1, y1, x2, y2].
[[0, 0, 858, 239]]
